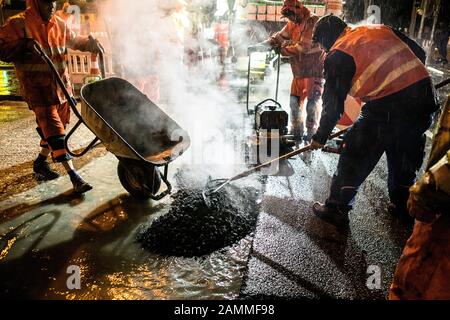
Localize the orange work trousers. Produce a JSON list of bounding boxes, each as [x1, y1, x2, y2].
[[31, 102, 71, 162]]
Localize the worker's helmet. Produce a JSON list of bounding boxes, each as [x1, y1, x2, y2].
[[312, 14, 348, 52], [62, 1, 70, 11]]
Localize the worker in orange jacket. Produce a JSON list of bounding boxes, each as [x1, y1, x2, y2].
[[214, 16, 229, 65], [310, 15, 439, 227], [55, 1, 71, 21], [249, 0, 324, 143], [389, 94, 450, 300], [0, 0, 102, 193]]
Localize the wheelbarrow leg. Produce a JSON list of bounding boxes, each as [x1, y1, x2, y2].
[[65, 120, 101, 157]]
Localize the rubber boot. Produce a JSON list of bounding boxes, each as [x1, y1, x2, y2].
[[33, 160, 60, 181], [313, 202, 350, 228], [70, 173, 93, 194]]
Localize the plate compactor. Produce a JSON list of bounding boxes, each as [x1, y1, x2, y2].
[[245, 52, 295, 164], [249, 98, 296, 164]]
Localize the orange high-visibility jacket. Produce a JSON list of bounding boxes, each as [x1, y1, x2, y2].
[[214, 22, 229, 49], [269, 3, 324, 80], [330, 25, 430, 102], [0, 0, 90, 106]]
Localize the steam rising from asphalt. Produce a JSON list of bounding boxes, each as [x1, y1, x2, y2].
[[98, 0, 272, 185]]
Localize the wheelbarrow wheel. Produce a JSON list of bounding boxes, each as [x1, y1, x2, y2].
[[117, 161, 161, 199]]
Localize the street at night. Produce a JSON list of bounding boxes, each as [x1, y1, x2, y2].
[[0, 0, 449, 312]]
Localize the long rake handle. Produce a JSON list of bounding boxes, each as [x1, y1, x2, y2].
[[212, 127, 350, 193]]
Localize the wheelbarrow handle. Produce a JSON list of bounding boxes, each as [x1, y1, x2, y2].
[[64, 120, 102, 158], [88, 35, 106, 79], [32, 42, 79, 115], [33, 40, 106, 158]]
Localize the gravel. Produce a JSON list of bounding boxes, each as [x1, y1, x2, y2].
[[0, 101, 96, 171]]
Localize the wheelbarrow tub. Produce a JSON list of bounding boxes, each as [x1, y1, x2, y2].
[[80, 77, 190, 165]]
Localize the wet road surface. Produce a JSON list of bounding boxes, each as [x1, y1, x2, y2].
[[0, 153, 256, 299], [241, 152, 416, 299], [0, 61, 447, 300]]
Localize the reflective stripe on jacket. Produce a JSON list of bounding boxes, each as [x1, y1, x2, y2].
[[0, 0, 90, 106], [330, 25, 430, 102], [269, 5, 324, 81]]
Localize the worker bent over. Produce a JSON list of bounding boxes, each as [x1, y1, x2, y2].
[[249, 0, 324, 143], [310, 15, 439, 227], [0, 0, 102, 193]]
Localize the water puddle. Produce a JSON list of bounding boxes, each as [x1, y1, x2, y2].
[[0, 153, 258, 299], [0, 68, 20, 97]]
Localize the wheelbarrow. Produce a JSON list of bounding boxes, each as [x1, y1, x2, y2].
[[33, 42, 190, 200]]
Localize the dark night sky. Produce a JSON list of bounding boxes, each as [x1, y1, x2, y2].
[[343, 0, 449, 30], [2, 0, 449, 30]]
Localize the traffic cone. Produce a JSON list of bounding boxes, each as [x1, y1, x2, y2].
[[83, 53, 102, 84], [90, 54, 101, 76]]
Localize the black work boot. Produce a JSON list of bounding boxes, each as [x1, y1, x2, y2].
[[70, 172, 93, 194], [313, 202, 350, 228], [33, 160, 60, 181]]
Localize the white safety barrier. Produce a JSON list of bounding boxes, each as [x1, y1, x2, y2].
[[67, 50, 114, 87]]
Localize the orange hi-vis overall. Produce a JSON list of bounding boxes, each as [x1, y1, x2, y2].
[[0, 0, 90, 162], [330, 25, 430, 103], [269, 1, 324, 138]]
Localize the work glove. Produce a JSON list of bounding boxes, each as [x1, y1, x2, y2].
[[309, 139, 324, 150], [273, 45, 282, 55], [21, 39, 41, 61], [86, 36, 104, 54], [24, 38, 38, 52]]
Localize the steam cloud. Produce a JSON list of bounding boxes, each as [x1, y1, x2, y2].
[[97, 0, 272, 183]]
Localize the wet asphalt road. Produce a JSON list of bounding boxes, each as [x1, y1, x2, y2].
[[0, 61, 448, 300], [240, 151, 416, 299], [240, 63, 448, 300], [0, 154, 255, 299]]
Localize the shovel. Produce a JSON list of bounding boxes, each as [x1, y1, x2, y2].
[[202, 127, 350, 207], [202, 77, 450, 207]]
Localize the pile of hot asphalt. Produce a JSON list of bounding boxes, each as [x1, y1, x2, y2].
[[137, 184, 261, 257]]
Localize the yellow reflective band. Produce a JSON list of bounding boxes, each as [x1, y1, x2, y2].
[[364, 58, 423, 98], [350, 43, 407, 96]]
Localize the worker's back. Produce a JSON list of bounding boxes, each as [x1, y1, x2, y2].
[[331, 25, 430, 102]]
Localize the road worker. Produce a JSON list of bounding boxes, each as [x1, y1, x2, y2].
[[389, 94, 450, 300], [248, 0, 324, 143], [0, 0, 102, 193], [310, 15, 439, 227]]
